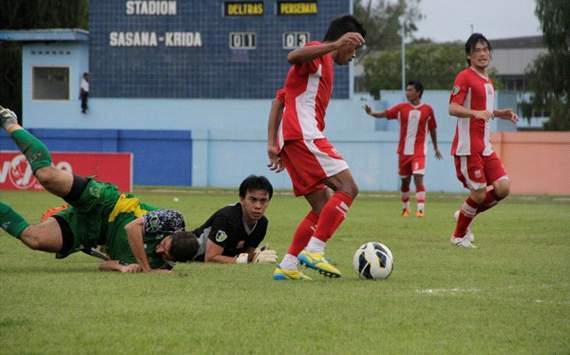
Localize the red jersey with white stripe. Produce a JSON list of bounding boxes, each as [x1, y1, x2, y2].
[[278, 41, 334, 143], [385, 102, 437, 156], [449, 67, 495, 156]]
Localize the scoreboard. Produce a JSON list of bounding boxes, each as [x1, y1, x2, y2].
[[89, 0, 351, 99]]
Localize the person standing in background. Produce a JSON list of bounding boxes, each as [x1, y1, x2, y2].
[[80, 72, 89, 114]]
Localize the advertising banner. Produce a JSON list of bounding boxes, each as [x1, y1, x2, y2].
[[0, 151, 133, 192]]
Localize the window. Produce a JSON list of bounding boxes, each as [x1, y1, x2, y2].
[[32, 67, 69, 100]]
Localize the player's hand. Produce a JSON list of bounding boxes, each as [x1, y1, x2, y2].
[[473, 110, 494, 121], [267, 145, 284, 173], [363, 104, 373, 116], [121, 263, 143, 273], [253, 249, 278, 264], [150, 268, 172, 273], [495, 109, 519, 123], [434, 148, 443, 160], [334, 32, 365, 51]]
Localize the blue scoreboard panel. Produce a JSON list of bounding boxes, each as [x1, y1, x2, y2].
[[89, 1, 351, 99]]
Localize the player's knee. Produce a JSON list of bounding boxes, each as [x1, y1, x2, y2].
[[19, 230, 43, 250], [495, 183, 510, 199], [346, 181, 359, 199], [471, 189, 487, 204], [34, 167, 58, 187]]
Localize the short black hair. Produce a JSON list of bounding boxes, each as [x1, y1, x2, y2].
[[407, 80, 424, 98], [465, 33, 492, 65], [239, 175, 273, 200], [169, 231, 199, 262], [324, 15, 366, 42]]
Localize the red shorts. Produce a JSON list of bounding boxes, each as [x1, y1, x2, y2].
[[454, 152, 507, 190], [280, 138, 349, 196], [398, 155, 425, 177]]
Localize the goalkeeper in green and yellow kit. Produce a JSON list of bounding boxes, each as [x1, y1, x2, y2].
[[0, 106, 199, 273]]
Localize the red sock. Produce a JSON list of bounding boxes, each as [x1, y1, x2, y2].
[[313, 191, 353, 242], [416, 184, 426, 206], [401, 186, 410, 207], [453, 197, 479, 238], [477, 189, 503, 215], [287, 211, 319, 256]]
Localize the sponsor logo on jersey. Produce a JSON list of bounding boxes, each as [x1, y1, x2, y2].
[[215, 230, 228, 243]]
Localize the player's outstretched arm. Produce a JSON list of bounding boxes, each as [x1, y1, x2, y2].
[[449, 102, 493, 121], [124, 218, 153, 272], [204, 239, 241, 264], [429, 128, 443, 160], [99, 260, 143, 273], [363, 104, 387, 119], [267, 97, 285, 172], [287, 32, 365, 64], [493, 108, 519, 123]]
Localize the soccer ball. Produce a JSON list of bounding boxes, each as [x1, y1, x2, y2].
[[353, 242, 394, 280]]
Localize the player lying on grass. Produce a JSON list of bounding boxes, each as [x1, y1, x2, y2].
[[40, 175, 279, 265], [364, 80, 442, 218], [0, 105, 199, 272], [267, 15, 366, 280], [190, 175, 278, 264]]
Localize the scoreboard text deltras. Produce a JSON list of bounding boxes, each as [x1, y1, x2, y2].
[[224, 2, 264, 16]]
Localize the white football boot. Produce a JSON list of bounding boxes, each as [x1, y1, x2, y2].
[[0, 105, 18, 129], [450, 234, 477, 248], [454, 210, 475, 243]]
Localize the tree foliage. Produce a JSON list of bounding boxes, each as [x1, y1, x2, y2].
[[354, 0, 423, 54], [523, 0, 569, 130], [0, 0, 88, 123], [362, 42, 469, 96]]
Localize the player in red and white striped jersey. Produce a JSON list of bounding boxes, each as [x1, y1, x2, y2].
[[364, 80, 442, 217], [448, 33, 518, 248], [267, 15, 366, 280]]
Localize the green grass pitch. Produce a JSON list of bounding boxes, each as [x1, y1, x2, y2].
[[1, 189, 569, 354]]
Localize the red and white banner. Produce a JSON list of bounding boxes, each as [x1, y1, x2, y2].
[[0, 151, 133, 192]]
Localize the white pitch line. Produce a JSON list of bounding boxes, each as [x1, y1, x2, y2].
[[417, 287, 481, 295]]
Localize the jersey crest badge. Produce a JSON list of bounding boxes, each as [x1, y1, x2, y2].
[[451, 86, 460, 96], [215, 230, 228, 243]]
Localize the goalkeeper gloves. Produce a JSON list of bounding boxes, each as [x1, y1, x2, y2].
[[235, 248, 278, 264], [253, 249, 278, 264]]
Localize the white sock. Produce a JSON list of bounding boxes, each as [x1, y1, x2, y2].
[[417, 203, 425, 211], [280, 254, 299, 270], [402, 201, 410, 210], [305, 237, 326, 253]]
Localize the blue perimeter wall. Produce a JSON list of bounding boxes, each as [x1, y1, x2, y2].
[[0, 129, 192, 186]]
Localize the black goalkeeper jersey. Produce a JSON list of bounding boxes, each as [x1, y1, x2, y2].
[[192, 202, 268, 261]]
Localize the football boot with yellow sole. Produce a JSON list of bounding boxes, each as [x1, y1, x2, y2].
[[298, 250, 342, 278]]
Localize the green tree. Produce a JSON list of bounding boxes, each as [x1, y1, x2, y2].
[[0, 0, 88, 123], [354, 0, 423, 53], [362, 42, 467, 95], [522, 0, 569, 130]]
